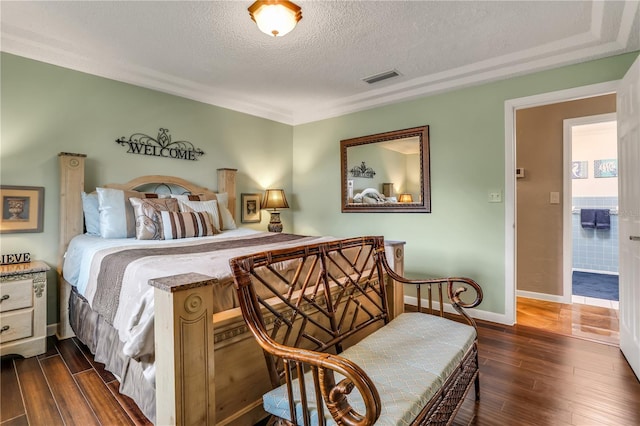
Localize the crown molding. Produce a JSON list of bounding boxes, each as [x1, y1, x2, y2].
[[1, 1, 637, 126], [292, 1, 639, 124], [1, 28, 296, 125]]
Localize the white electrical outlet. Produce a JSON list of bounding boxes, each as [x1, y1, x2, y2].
[[488, 191, 502, 203], [550, 192, 560, 204]]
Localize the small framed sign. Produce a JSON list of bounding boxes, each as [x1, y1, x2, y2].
[[0, 186, 44, 234], [1, 252, 31, 265], [594, 159, 617, 178], [241, 193, 261, 223], [571, 161, 588, 179]]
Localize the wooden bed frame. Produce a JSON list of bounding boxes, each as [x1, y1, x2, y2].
[[56, 152, 406, 425]]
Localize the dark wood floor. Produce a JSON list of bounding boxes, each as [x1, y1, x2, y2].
[[2, 318, 639, 425], [1, 336, 151, 426]]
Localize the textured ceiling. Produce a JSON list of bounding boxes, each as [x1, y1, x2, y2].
[[1, 1, 638, 125]]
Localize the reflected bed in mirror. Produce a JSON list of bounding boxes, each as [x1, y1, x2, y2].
[[341, 126, 430, 213]]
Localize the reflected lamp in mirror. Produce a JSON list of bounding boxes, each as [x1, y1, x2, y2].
[[398, 193, 413, 203], [261, 189, 289, 232]]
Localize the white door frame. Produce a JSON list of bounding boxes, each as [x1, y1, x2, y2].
[[503, 81, 619, 324], [562, 113, 617, 303]]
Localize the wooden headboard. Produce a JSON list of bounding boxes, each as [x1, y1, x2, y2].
[[58, 153, 238, 269]]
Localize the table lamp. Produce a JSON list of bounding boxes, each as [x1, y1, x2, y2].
[[261, 189, 289, 232]]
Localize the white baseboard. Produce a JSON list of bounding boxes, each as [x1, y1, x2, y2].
[[47, 323, 58, 337], [516, 290, 567, 303], [403, 296, 513, 326]]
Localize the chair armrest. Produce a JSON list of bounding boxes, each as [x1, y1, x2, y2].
[[273, 341, 381, 426], [374, 245, 483, 327], [237, 284, 381, 426]]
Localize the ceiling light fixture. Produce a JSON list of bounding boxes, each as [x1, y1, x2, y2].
[[248, 0, 302, 37]]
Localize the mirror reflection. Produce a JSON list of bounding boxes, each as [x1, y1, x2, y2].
[[341, 126, 431, 213]]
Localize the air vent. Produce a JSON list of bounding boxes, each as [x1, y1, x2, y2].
[[362, 69, 401, 84]]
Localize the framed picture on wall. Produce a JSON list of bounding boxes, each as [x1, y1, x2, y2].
[[571, 161, 588, 179], [594, 159, 617, 178], [0, 186, 45, 233], [241, 193, 261, 223]]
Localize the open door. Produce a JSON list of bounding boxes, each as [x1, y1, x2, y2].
[[617, 54, 640, 380]]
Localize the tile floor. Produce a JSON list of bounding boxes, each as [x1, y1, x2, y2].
[[571, 294, 619, 310]]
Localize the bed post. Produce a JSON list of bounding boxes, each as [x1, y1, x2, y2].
[[57, 152, 86, 339], [151, 273, 217, 426], [217, 168, 237, 219], [384, 241, 406, 319]]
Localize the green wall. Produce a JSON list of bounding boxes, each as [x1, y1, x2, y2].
[[0, 53, 293, 324], [1, 51, 637, 326], [292, 51, 639, 316]]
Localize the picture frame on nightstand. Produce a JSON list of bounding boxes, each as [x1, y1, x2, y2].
[[0, 186, 44, 234]]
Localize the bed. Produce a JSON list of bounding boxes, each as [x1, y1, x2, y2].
[[56, 153, 406, 425]]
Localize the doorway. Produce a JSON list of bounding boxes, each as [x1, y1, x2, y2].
[[563, 114, 619, 311], [509, 89, 620, 344]]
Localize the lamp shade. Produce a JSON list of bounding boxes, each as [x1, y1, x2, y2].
[[248, 0, 302, 37], [261, 189, 289, 210], [398, 193, 413, 203]]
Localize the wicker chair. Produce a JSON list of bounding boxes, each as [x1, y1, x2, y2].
[[230, 236, 483, 425]]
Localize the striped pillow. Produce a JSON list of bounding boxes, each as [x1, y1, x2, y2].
[[177, 199, 223, 232], [159, 211, 215, 240]]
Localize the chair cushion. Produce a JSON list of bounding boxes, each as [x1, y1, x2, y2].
[[262, 312, 476, 425]]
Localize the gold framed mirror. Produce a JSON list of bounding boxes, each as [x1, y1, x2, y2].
[[341, 126, 430, 213]]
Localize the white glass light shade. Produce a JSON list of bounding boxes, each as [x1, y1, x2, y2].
[[249, 1, 302, 37]]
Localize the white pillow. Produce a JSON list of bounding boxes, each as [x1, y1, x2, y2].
[[215, 193, 237, 230], [97, 187, 142, 238], [81, 191, 100, 236], [178, 199, 222, 232]]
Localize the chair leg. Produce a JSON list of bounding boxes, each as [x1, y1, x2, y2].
[[474, 374, 480, 401]]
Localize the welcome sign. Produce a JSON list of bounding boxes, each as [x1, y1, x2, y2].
[[116, 128, 205, 161]]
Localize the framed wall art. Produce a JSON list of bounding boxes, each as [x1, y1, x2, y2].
[[594, 159, 617, 178], [241, 193, 261, 223], [571, 161, 588, 179], [0, 186, 45, 233]]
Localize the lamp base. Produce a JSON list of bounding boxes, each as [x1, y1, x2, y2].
[[267, 211, 283, 233]]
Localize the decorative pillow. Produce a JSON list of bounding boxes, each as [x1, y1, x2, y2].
[[81, 191, 100, 236], [171, 193, 234, 229], [159, 211, 215, 239], [129, 197, 180, 240], [214, 193, 237, 230], [97, 187, 146, 238], [178, 199, 222, 232], [170, 193, 216, 202]]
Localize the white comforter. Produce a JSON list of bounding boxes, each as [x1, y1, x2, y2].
[[63, 228, 334, 383]]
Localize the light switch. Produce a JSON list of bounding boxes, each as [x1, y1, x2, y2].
[[550, 192, 560, 204]]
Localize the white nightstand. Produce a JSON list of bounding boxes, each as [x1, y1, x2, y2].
[[0, 261, 50, 358]]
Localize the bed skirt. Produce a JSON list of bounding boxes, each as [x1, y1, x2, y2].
[[69, 286, 156, 423]]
